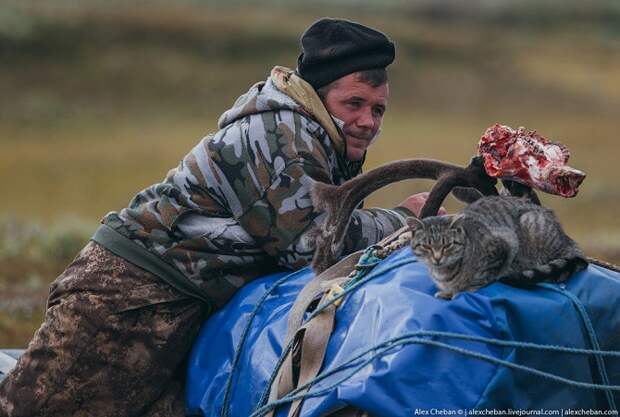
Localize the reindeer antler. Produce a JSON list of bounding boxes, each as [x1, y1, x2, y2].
[[310, 156, 502, 273]]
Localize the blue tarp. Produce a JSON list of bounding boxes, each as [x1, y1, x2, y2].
[[186, 247, 620, 416]]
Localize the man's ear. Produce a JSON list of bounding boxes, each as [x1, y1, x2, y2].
[[406, 216, 425, 231], [448, 214, 465, 228]]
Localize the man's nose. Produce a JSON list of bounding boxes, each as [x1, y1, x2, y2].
[[356, 108, 374, 129]]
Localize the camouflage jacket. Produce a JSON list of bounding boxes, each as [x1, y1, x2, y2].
[[102, 66, 411, 307]]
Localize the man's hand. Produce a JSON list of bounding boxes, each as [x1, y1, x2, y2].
[[397, 192, 447, 217]]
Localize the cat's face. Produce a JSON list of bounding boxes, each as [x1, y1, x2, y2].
[[407, 215, 466, 269]]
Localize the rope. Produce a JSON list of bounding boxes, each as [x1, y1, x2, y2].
[[255, 255, 418, 411], [312, 258, 416, 319], [393, 330, 620, 356], [251, 331, 620, 417], [220, 270, 305, 417], [538, 283, 617, 411], [247, 230, 620, 415], [258, 234, 412, 407], [256, 338, 294, 411]]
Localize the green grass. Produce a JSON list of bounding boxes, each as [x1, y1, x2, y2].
[[1, 2, 619, 346], [0, 216, 91, 346]]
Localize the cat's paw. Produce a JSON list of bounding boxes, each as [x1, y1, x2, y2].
[[434, 290, 454, 300]]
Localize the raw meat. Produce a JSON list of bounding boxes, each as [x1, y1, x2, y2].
[[478, 124, 585, 197]]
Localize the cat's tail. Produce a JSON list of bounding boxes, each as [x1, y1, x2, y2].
[[500, 256, 589, 288], [586, 256, 620, 273]]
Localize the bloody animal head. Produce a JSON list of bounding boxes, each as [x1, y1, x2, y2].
[[478, 124, 585, 197]]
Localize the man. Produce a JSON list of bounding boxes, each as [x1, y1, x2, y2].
[[0, 18, 429, 416]]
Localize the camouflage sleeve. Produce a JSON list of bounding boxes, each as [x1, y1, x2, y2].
[[343, 207, 410, 254], [235, 160, 323, 269], [235, 160, 410, 269], [212, 110, 410, 269]]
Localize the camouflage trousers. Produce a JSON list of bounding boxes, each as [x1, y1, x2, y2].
[[0, 242, 208, 417]]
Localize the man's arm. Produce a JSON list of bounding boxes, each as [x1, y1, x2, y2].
[[210, 110, 411, 269], [233, 159, 409, 269]]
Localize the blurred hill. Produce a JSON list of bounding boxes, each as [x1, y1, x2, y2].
[[2, 1, 619, 125], [0, 1, 619, 345]]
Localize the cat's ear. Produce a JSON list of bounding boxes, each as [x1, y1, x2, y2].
[[406, 216, 425, 231], [448, 214, 465, 228]]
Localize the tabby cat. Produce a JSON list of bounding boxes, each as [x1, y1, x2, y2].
[[407, 196, 587, 299]]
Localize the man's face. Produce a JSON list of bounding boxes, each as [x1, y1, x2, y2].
[[321, 72, 389, 161]]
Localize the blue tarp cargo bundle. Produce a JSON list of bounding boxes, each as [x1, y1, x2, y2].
[[186, 246, 620, 416]]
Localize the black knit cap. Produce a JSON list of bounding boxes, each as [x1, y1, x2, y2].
[[297, 18, 395, 90]]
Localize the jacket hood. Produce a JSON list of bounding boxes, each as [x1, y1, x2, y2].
[[218, 66, 347, 158]]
